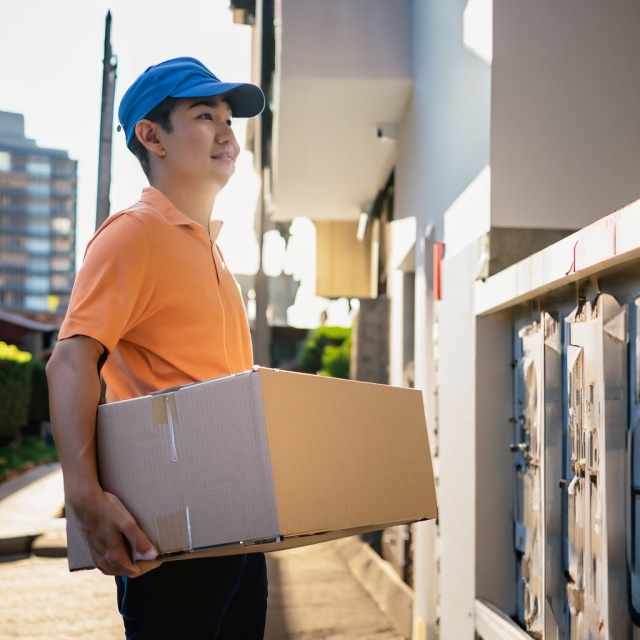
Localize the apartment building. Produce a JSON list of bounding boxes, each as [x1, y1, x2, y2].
[[0, 110, 76, 317]]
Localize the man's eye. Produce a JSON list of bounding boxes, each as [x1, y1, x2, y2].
[[198, 113, 213, 120], [226, 119, 233, 126]]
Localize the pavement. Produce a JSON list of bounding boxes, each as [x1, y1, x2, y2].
[[0, 467, 406, 640]]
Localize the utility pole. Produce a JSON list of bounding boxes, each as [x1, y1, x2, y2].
[[95, 11, 117, 231]]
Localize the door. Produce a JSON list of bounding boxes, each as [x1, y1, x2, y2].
[[564, 294, 628, 639]]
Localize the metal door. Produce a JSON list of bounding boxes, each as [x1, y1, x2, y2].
[[513, 319, 544, 638], [513, 312, 566, 639], [565, 294, 628, 639]]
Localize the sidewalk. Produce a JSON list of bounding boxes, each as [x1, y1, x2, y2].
[[0, 469, 406, 639]]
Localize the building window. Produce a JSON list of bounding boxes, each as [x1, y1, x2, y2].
[[52, 179, 73, 195], [52, 236, 72, 252], [51, 273, 73, 291], [51, 217, 72, 235], [26, 237, 51, 254], [27, 181, 51, 197], [51, 256, 72, 272], [26, 156, 51, 177], [24, 295, 50, 311], [0, 152, 11, 172], [26, 275, 49, 293], [27, 218, 50, 236], [27, 199, 50, 216], [26, 257, 49, 273]]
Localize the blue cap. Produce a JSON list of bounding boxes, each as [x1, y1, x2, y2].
[[118, 57, 265, 145]]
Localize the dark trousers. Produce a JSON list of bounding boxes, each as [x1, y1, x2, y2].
[[115, 553, 268, 639]]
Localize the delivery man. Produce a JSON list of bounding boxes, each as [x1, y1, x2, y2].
[[46, 57, 267, 638]]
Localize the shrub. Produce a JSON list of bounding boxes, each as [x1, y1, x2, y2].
[[28, 358, 50, 425], [319, 338, 351, 379], [0, 342, 33, 442], [300, 326, 351, 379]]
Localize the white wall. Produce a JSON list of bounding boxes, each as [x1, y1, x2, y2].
[[492, 0, 640, 230], [394, 2, 492, 637], [395, 0, 491, 236], [281, 0, 410, 80], [438, 242, 478, 640]]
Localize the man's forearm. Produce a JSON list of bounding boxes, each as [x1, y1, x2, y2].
[[46, 336, 157, 575], [47, 336, 104, 502]]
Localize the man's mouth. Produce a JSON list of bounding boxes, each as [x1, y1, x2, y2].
[[212, 151, 234, 162]]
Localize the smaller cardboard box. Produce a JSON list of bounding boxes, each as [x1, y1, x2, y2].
[[67, 367, 437, 572]]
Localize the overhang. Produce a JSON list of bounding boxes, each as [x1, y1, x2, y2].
[[271, 0, 412, 222]]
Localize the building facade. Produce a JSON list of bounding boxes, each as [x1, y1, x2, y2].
[[242, 0, 640, 637], [0, 110, 76, 317]]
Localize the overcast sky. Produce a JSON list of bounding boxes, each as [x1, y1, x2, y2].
[[0, 0, 260, 274]]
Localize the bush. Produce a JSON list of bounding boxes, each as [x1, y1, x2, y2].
[[0, 436, 58, 482], [319, 338, 351, 379], [0, 342, 33, 442], [300, 326, 351, 379], [28, 358, 50, 425]]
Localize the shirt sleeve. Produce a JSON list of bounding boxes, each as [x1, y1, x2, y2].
[[58, 213, 153, 353]]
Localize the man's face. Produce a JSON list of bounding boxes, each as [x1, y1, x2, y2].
[[160, 96, 240, 188]]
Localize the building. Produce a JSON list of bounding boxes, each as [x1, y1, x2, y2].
[[0, 110, 77, 317], [240, 1, 640, 637]]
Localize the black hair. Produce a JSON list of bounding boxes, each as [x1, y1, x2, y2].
[[127, 97, 179, 178]]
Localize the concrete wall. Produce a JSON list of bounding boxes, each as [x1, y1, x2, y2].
[[438, 242, 478, 640], [492, 0, 640, 230], [395, 0, 491, 237], [281, 0, 410, 80], [393, 2, 492, 637]]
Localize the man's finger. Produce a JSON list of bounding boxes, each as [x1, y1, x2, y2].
[[103, 540, 142, 576], [120, 517, 158, 561], [105, 492, 159, 562]]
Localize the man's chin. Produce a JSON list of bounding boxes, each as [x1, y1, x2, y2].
[[211, 164, 235, 183]]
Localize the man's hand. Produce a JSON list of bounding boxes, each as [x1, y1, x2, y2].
[[47, 335, 158, 577], [72, 490, 157, 577]]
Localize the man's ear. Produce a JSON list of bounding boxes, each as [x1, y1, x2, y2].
[[134, 120, 166, 158]]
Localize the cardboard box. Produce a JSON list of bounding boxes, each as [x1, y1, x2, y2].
[[67, 367, 437, 573]]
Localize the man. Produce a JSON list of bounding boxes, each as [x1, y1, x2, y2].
[[46, 57, 267, 638]]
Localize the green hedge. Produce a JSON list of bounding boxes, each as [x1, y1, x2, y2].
[[300, 326, 351, 379], [0, 343, 33, 441], [0, 342, 50, 443], [28, 358, 50, 425]]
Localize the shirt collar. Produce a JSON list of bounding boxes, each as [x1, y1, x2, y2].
[[141, 186, 224, 242]]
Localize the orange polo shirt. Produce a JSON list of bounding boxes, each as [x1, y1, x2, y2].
[[59, 187, 253, 403]]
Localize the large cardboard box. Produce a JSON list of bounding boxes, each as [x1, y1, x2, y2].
[[67, 367, 437, 572]]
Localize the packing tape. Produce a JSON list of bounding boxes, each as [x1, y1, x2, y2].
[[154, 509, 191, 553], [151, 393, 179, 462], [151, 393, 178, 427]]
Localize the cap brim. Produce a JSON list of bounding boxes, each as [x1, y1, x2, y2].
[[171, 81, 265, 118]]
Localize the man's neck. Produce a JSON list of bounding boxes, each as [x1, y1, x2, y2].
[[149, 176, 220, 232]]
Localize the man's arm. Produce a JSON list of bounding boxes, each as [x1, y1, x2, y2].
[[47, 335, 157, 576]]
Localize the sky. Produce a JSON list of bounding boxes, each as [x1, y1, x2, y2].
[[0, 0, 260, 274]]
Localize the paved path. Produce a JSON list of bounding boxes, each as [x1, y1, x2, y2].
[[265, 545, 404, 640], [0, 555, 122, 639], [0, 464, 63, 540], [0, 470, 405, 639], [0, 546, 404, 640]]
